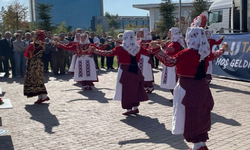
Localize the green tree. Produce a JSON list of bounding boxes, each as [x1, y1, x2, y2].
[[125, 23, 136, 30], [55, 21, 67, 33], [191, 0, 208, 20], [37, 3, 53, 31], [66, 25, 73, 32], [157, 0, 176, 34], [107, 27, 118, 38], [105, 12, 119, 29], [0, 0, 28, 32], [95, 24, 103, 37], [29, 22, 39, 31]]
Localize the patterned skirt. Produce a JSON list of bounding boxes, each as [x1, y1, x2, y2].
[[24, 58, 47, 97], [172, 77, 214, 142], [114, 65, 148, 109]]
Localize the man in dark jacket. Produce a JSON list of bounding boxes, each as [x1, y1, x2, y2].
[[150, 30, 160, 69], [0, 31, 15, 77], [105, 36, 115, 70], [99, 32, 107, 68], [42, 31, 52, 73]]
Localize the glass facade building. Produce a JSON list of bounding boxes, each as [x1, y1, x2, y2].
[[116, 16, 149, 29], [30, 0, 103, 30]]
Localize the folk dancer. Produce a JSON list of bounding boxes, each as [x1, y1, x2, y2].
[[92, 30, 150, 115], [138, 28, 154, 93], [205, 30, 224, 83], [68, 33, 81, 74], [24, 30, 50, 104], [56, 33, 106, 90], [150, 27, 230, 150], [160, 27, 186, 102]]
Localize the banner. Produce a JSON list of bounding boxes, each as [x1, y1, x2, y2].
[[212, 33, 250, 81]]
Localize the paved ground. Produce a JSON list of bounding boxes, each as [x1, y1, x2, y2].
[[0, 68, 250, 150]]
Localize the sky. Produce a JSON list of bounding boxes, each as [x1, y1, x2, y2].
[[0, 0, 190, 17]]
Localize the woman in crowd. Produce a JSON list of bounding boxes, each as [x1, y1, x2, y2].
[[13, 33, 28, 77], [24, 30, 50, 104], [160, 27, 185, 102], [92, 30, 150, 115], [150, 27, 230, 150]]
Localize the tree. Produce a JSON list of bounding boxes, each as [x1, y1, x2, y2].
[[157, 0, 176, 34], [107, 27, 118, 38], [191, 0, 208, 20], [0, 0, 28, 32], [125, 23, 136, 30], [105, 12, 119, 29], [57, 21, 68, 33], [29, 22, 39, 31], [37, 3, 53, 31], [66, 26, 73, 32], [95, 24, 103, 37]]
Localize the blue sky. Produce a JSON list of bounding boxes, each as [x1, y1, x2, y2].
[[0, 0, 190, 17]]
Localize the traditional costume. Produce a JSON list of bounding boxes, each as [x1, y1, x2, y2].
[[68, 33, 81, 74], [205, 30, 224, 83], [57, 34, 106, 90], [160, 28, 185, 101], [151, 27, 229, 150], [138, 28, 154, 93], [24, 30, 50, 104], [93, 30, 149, 115]]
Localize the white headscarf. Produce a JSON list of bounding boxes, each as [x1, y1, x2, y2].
[[140, 28, 152, 40], [169, 27, 186, 48], [205, 30, 213, 39], [74, 33, 81, 43], [185, 27, 210, 60], [121, 30, 141, 56], [81, 33, 90, 44]]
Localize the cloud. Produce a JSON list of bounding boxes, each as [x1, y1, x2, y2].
[[2, 0, 10, 2]]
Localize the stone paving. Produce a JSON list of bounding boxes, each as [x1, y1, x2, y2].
[[0, 68, 250, 150]]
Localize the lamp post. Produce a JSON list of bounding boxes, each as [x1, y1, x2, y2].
[[16, 11, 19, 30], [179, 0, 181, 29]]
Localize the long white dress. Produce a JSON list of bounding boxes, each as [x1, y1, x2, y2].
[[160, 64, 177, 89], [74, 55, 97, 82]]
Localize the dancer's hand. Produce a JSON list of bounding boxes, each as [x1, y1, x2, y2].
[[150, 41, 160, 49], [222, 43, 232, 52]]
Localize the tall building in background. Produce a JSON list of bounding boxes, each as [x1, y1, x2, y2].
[[30, 0, 104, 30]]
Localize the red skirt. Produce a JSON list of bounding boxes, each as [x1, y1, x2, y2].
[[119, 65, 148, 109], [180, 77, 214, 143]]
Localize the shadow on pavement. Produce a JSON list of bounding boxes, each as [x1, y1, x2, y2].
[[0, 92, 6, 97], [119, 115, 189, 149], [153, 84, 171, 93], [211, 112, 241, 126], [0, 135, 14, 150], [97, 69, 114, 76], [67, 88, 113, 103], [147, 93, 173, 107], [46, 73, 73, 82], [0, 117, 2, 126], [209, 83, 250, 95], [25, 104, 60, 134]]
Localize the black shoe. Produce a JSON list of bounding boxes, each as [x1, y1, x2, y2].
[[101, 66, 105, 69], [110, 67, 115, 69]]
